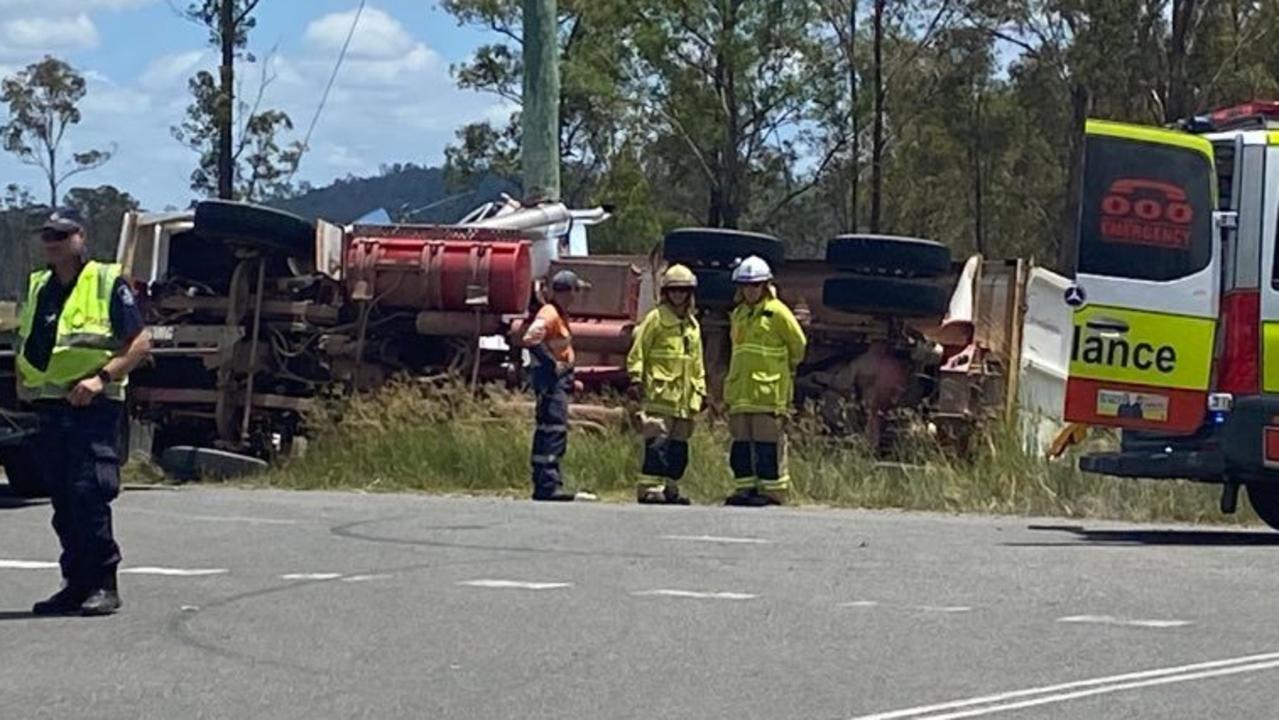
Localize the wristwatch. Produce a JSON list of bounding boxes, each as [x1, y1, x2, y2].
[[96, 369, 112, 385]]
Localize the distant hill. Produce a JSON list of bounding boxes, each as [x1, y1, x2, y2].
[[270, 165, 520, 225]]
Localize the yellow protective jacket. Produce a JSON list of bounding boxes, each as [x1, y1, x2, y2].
[[16, 261, 128, 402], [626, 303, 706, 418], [725, 288, 806, 415]]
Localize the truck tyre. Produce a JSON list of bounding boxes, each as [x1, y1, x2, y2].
[[1247, 483, 1279, 531], [696, 268, 737, 310], [822, 275, 950, 318], [825, 234, 951, 278], [0, 446, 47, 498], [194, 200, 316, 258], [664, 228, 784, 270]]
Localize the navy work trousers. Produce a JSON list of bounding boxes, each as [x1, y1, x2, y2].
[[33, 400, 123, 589], [530, 369, 571, 499]]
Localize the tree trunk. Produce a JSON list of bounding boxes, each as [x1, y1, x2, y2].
[[1165, 0, 1198, 123], [720, 1, 742, 229], [848, 0, 859, 232], [47, 145, 57, 208], [1058, 84, 1091, 274], [870, 0, 885, 233], [218, 0, 235, 200]]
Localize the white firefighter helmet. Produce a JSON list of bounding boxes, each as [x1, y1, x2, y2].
[[731, 255, 773, 283]]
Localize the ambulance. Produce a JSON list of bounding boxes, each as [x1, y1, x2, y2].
[[1072, 102, 1279, 530]]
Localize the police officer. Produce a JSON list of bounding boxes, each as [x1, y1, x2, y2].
[[521, 270, 597, 502], [723, 256, 807, 507], [17, 208, 151, 616], [626, 264, 705, 505]]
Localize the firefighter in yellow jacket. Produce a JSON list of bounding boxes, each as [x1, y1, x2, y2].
[[626, 264, 706, 505], [724, 256, 807, 506]]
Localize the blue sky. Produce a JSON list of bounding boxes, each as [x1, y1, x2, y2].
[[0, 0, 508, 209]]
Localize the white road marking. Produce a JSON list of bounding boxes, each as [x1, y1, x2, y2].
[[915, 605, 973, 614], [120, 567, 227, 577], [282, 573, 343, 581], [125, 507, 300, 525], [847, 651, 1279, 720], [661, 534, 772, 545], [342, 574, 390, 583], [632, 589, 758, 600], [1057, 614, 1191, 629], [459, 579, 572, 590], [839, 600, 881, 608], [0, 560, 59, 570], [0, 560, 227, 576]]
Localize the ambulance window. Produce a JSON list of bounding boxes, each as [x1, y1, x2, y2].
[[1077, 137, 1213, 282]]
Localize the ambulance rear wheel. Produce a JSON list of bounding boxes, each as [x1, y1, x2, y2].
[[1245, 483, 1279, 531]]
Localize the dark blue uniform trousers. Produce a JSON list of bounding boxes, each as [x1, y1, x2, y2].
[[33, 400, 122, 589], [530, 369, 571, 498]]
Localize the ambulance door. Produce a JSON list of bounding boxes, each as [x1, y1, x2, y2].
[[1260, 133, 1279, 397], [1065, 120, 1219, 434]]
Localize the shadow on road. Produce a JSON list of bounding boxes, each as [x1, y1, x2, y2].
[[0, 484, 46, 510], [1006, 523, 1279, 547]]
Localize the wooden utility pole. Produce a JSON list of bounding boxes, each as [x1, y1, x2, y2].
[[521, 0, 560, 201], [218, 0, 235, 200]]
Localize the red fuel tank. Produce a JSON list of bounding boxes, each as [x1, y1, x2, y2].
[[346, 226, 533, 314]]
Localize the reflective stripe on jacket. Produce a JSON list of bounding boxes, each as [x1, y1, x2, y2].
[[725, 288, 806, 415], [627, 303, 706, 418], [16, 261, 127, 402]]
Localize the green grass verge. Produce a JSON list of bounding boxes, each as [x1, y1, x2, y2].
[[242, 380, 1261, 526]]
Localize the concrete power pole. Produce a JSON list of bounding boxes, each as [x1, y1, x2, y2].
[[521, 0, 560, 202]]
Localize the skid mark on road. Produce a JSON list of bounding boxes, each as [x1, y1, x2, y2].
[[1057, 614, 1192, 629], [848, 651, 1279, 720], [632, 589, 758, 600]]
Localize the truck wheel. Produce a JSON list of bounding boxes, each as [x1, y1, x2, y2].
[[1247, 483, 1279, 531], [664, 228, 784, 270], [696, 268, 737, 310], [822, 275, 950, 318], [194, 200, 316, 259], [825, 235, 951, 278], [0, 446, 47, 498]]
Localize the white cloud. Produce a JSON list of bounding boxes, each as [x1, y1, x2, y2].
[[305, 6, 413, 61], [0, 1, 153, 9], [1, 13, 100, 55], [139, 50, 208, 89], [0, 3, 505, 210]]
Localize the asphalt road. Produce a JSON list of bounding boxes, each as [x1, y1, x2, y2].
[[3, 485, 1279, 720]]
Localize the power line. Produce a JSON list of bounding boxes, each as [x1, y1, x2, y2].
[[291, 0, 366, 178]]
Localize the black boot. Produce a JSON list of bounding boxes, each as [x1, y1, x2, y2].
[[725, 488, 764, 507], [80, 572, 121, 616], [32, 584, 90, 616]]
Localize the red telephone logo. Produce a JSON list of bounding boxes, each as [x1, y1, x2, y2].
[[1099, 178, 1194, 249]]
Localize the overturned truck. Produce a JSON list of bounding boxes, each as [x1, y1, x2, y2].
[[1, 198, 1032, 488]]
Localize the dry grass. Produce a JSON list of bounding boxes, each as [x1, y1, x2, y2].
[[246, 380, 1261, 526]]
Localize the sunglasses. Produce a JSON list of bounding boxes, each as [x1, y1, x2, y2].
[[40, 230, 72, 243]]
